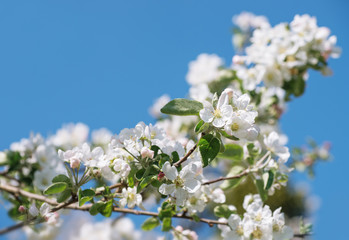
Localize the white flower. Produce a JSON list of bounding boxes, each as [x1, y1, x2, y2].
[[113, 159, 131, 179], [186, 53, 224, 86], [0, 152, 7, 164], [172, 226, 198, 240], [264, 131, 290, 161], [272, 208, 294, 240], [119, 187, 142, 208], [149, 94, 170, 118], [224, 214, 245, 240], [159, 162, 201, 206], [49, 123, 89, 149], [92, 128, 112, 147], [199, 91, 233, 128]]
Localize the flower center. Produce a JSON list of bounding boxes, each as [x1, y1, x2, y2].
[[273, 224, 280, 232], [231, 123, 239, 131], [252, 227, 263, 239], [236, 226, 244, 236], [174, 176, 184, 188], [214, 109, 222, 118]]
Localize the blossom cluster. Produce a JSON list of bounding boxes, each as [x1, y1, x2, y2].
[[0, 11, 339, 240], [218, 195, 293, 240]]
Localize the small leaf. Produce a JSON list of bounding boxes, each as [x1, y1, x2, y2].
[[160, 99, 203, 116], [57, 189, 71, 203], [194, 120, 204, 133], [52, 174, 71, 186], [198, 134, 220, 167], [218, 144, 244, 161], [141, 217, 160, 231], [78, 189, 95, 206], [89, 202, 104, 216], [161, 217, 172, 232], [255, 179, 268, 201], [263, 171, 274, 190], [171, 151, 180, 163], [151, 145, 160, 158], [137, 175, 153, 192], [43, 182, 67, 195], [98, 200, 113, 217], [214, 205, 236, 218], [220, 130, 240, 141]]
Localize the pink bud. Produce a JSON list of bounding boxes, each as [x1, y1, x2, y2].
[[18, 205, 26, 213], [158, 172, 165, 181], [70, 158, 80, 169], [141, 147, 154, 159], [232, 55, 244, 65]]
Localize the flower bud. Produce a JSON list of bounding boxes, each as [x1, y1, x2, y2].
[[157, 171, 165, 181], [70, 158, 80, 169], [141, 147, 154, 159], [18, 205, 26, 213]]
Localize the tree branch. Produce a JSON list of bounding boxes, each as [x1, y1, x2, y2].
[[0, 182, 226, 236], [174, 143, 197, 167], [202, 168, 250, 185]]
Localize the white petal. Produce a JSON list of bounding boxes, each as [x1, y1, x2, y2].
[[159, 184, 176, 195], [174, 188, 188, 206], [162, 162, 178, 181], [184, 179, 201, 193], [199, 105, 214, 123]]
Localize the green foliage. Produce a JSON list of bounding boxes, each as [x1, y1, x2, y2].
[[255, 179, 268, 202], [141, 217, 160, 231], [263, 171, 275, 191], [52, 174, 72, 186], [89, 202, 105, 216], [218, 144, 244, 161], [214, 204, 237, 218], [57, 189, 72, 203], [161, 98, 203, 116], [198, 134, 220, 167], [161, 217, 172, 232], [98, 200, 113, 217], [78, 189, 95, 206], [43, 182, 67, 195]]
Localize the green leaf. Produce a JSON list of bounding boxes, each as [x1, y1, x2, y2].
[[198, 134, 220, 167], [98, 200, 113, 217], [194, 120, 204, 132], [151, 145, 160, 158], [89, 202, 104, 216], [160, 98, 203, 116], [161, 217, 172, 232], [171, 151, 180, 163], [52, 174, 72, 186], [192, 214, 200, 222], [263, 171, 274, 190], [78, 189, 95, 206], [255, 179, 268, 201], [218, 144, 244, 161], [135, 169, 146, 181], [57, 189, 71, 203], [128, 174, 135, 188], [220, 130, 239, 141], [141, 217, 160, 231], [214, 205, 237, 218], [137, 175, 153, 192], [220, 165, 245, 190], [43, 182, 67, 195]]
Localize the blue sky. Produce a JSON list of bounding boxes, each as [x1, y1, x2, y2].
[[0, 1, 348, 239]]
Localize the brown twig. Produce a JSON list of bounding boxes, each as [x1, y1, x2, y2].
[[0, 183, 226, 235], [202, 168, 250, 185], [174, 143, 198, 167]]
